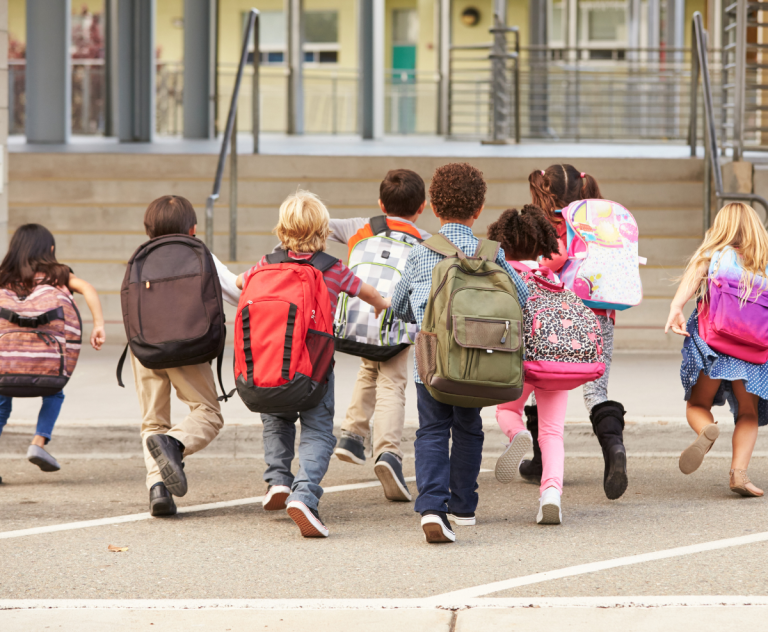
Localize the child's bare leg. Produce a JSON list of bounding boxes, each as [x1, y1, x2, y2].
[[729, 380, 763, 495], [680, 373, 722, 474]]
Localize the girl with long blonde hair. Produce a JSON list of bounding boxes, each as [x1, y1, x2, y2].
[[666, 202, 768, 497]]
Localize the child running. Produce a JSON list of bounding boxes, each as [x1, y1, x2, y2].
[[237, 191, 390, 537], [487, 206, 569, 524], [0, 224, 105, 474], [666, 202, 768, 497], [521, 165, 628, 500], [391, 163, 529, 543]]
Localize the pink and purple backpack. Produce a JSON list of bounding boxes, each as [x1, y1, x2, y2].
[[559, 199, 645, 310], [698, 247, 768, 364], [512, 262, 605, 391]]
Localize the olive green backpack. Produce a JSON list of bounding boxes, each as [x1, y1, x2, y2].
[[414, 234, 525, 408]]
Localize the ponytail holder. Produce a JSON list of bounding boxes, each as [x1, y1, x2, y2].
[[541, 170, 545, 176], [580, 172, 586, 178]]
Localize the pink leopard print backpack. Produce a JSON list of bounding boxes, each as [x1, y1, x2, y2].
[[511, 262, 605, 391]]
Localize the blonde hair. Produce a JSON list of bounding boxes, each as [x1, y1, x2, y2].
[[274, 190, 332, 253], [686, 202, 768, 301]]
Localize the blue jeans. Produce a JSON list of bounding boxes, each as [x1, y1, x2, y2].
[[260, 372, 337, 510], [0, 392, 65, 444], [414, 383, 484, 515]]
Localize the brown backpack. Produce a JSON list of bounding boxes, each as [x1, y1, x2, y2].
[[117, 234, 230, 399]]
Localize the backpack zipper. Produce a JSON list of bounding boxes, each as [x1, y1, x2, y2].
[[501, 320, 509, 344]]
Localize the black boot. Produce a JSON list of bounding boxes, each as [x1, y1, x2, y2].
[[590, 400, 628, 500], [518, 405, 543, 483]]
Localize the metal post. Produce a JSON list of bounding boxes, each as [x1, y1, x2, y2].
[[689, 16, 700, 156], [230, 112, 238, 261], [359, 0, 385, 139], [647, 0, 661, 53], [436, 0, 451, 135], [529, 0, 548, 138], [104, 0, 118, 137], [26, 0, 71, 143], [287, 0, 304, 135], [183, 0, 217, 138], [733, 0, 748, 161], [82, 65, 91, 132], [252, 12, 260, 154], [566, 0, 578, 61], [628, 0, 641, 59], [489, 8, 508, 142]]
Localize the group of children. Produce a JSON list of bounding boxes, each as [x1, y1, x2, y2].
[[0, 162, 766, 544]]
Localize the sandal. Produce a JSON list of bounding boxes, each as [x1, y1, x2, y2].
[[730, 469, 764, 497], [679, 423, 719, 475]]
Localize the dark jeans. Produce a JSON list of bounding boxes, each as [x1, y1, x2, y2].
[[414, 383, 484, 515]]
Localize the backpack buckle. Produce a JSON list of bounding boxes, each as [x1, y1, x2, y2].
[[17, 316, 38, 328]]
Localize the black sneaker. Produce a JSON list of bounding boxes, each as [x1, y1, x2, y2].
[[286, 500, 329, 537], [374, 452, 412, 502], [146, 434, 188, 497], [421, 510, 455, 543], [335, 432, 366, 465], [149, 482, 177, 517], [447, 511, 476, 526]]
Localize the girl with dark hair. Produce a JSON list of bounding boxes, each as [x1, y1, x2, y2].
[[0, 224, 105, 475], [520, 165, 628, 501], [487, 205, 569, 524]]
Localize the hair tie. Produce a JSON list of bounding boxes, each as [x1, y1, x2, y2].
[[580, 172, 586, 178], [541, 170, 545, 176]]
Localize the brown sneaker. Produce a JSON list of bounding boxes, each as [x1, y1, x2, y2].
[[679, 423, 719, 474]]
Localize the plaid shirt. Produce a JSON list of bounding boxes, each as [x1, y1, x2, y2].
[[391, 223, 529, 383]]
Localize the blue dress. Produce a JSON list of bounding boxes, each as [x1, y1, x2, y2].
[[681, 308, 768, 426]]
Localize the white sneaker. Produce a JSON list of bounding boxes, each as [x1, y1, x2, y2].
[[536, 487, 562, 525], [495, 430, 532, 483], [286, 500, 329, 538], [447, 512, 476, 526], [263, 484, 291, 511]]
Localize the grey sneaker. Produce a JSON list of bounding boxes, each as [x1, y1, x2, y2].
[[335, 432, 366, 465], [27, 445, 60, 472], [374, 452, 412, 501]]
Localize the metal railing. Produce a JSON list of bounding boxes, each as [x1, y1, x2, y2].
[[204, 8, 260, 260], [689, 11, 768, 228]]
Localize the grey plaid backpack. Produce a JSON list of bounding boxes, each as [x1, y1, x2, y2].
[[334, 215, 423, 361]]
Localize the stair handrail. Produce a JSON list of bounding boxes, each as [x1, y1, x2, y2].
[[205, 8, 260, 257], [689, 11, 768, 231]]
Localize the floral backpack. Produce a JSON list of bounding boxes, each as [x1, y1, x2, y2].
[[511, 262, 605, 391], [559, 199, 645, 310]]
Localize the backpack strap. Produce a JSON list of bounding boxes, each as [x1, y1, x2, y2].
[[0, 306, 64, 328], [116, 343, 129, 388], [265, 249, 338, 272], [474, 238, 500, 262], [216, 338, 236, 402], [369, 215, 390, 236], [265, 250, 291, 265], [422, 234, 467, 260]]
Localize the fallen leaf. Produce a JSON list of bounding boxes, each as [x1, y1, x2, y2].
[[107, 544, 128, 552]]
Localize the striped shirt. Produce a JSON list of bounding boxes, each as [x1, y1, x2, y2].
[[391, 223, 529, 383], [244, 251, 362, 314]]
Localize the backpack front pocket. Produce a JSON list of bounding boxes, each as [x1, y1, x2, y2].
[[450, 316, 522, 385]]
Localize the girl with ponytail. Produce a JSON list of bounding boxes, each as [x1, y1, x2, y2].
[[514, 165, 628, 502]]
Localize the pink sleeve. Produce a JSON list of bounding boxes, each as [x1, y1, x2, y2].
[[242, 256, 268, 289]]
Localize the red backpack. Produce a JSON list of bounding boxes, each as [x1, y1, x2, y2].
[[234, 250, 337, 413]]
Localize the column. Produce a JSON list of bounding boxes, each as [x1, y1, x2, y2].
[[183, 0, 217, 139], [116, 0, 156, 142], [565, 0, 578, 60], [628, 0, 641, 52], [25, 0, 71, 143], [0, 0, 9, 254], [287, 0, 304, 135], [665, 0, 685, 62], [529, 0, 548, 137], [647, 0, 661, 51], [359, 0, 385, 139], [436, 0, 451, 135]]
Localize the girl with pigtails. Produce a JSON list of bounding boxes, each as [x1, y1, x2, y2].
[[498, 164, 629, 501]]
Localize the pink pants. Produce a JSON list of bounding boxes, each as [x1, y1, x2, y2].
[[495, 383, 568, 494]]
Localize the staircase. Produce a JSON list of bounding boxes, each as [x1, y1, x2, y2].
[[8, 151, 704, 349]]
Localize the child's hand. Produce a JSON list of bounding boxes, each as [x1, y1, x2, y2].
[[90, 325, 106, 350], [664, 306, 689, 337], [374, 296, 391, 318]]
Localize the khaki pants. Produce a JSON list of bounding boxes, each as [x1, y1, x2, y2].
[[341, 347, 409, 460], [131, 353, 224, 489]]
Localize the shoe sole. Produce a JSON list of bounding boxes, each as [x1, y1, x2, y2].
[[286, 503, 329, 538], [150, 499, 177, 517], [447, 513, 476, 526], [679, 424, 720, 475], [335, 448, 365, 465], [604, 446, 628, 500], [537, 502, 562, 525], [495, 433, 533, 484], [263, 488, 290, 511], [146, 435, 188, 497], [374, 460, 412, 502], [28, 455, 60, 472], [730, 486, 764, 498], [421, 519, 456, 543]]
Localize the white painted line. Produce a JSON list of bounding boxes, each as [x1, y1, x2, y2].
[[432, 530, 768, 601], [0, 471, 488, 541], [2, 596, 768, 611]]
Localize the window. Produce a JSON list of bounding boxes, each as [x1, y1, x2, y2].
[[392, 9, 418, 45], [248, 10, 340, 65], [547, 0, 628, 54]]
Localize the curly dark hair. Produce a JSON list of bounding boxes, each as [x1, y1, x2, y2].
[[486, 205, 560, 262], [429, 163, 487, 220]]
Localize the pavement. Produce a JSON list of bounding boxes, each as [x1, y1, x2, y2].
[[2, 345, 768, 630]]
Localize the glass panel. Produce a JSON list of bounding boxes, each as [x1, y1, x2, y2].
[[305, 11, 338, 43], [392, 9, 418, 45], [318, 51, 338, 63], [587, 7, 626, 42], [549, 1, 564, 44], [259, 11, 286, 47]]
